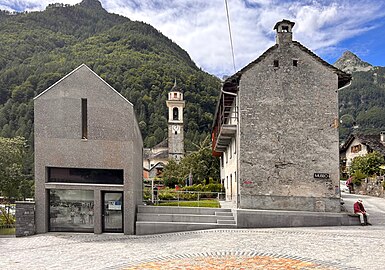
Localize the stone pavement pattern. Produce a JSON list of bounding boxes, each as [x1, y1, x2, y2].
[[124, 254, 339, 270], [1, 226, 384, 270], [1, 194, 384, 270]]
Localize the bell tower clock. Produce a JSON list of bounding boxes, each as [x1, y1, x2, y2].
[[166, 80, 185, 161]]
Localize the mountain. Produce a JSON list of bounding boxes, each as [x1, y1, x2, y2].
[[0, 0, 221, 172], [334, 51, 373, 73], [335, 51, 385, 141]]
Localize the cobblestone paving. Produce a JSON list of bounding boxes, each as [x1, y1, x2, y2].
[[1, 226, 384, 270]]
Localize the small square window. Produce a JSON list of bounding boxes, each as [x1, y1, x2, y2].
[[274, 60, 279, 67], [293, 60, 298, 67]]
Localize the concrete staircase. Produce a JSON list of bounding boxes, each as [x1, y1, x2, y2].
[[136, 205, 236, 235]]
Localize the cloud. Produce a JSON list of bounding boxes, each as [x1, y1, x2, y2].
[[0, 0, 81, 11], [1, 0, 385, 77], [103, 0, 385, 77]]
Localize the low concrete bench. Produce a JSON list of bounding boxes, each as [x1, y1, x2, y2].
[[344, 213, 361, 226]]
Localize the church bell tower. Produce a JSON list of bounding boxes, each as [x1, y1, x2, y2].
[[166, 80, 185, 161]]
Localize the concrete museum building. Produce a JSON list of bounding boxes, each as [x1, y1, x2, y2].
[[34, 64, 143, 234], [212, 20, 352, 225]]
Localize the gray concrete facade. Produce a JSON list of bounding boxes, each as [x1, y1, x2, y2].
[[34, 64, 143, 235]]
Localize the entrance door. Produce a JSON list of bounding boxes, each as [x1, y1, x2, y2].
[[102, 192, 123, 233]]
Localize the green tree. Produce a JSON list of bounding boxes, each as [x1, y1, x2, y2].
[[0, 2, 221, 168], [349, 151, 385, 178], [0, 136, 28, 200], [162, 159, 181, 187], [162, 136, 220, 187]]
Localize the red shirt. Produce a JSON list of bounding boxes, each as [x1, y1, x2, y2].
[[354, 202, 365, 213]]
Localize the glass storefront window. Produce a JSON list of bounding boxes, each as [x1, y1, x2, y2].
[[49, 189, 94, 232]]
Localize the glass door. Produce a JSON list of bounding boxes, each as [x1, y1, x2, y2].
[[102, 192, 123, 233]]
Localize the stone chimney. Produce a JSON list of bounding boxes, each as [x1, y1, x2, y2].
[[381, 131, 385, 144], [274, 19, 295, 45]]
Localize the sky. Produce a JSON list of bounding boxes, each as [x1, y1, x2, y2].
[[1, 0, 385, 78]]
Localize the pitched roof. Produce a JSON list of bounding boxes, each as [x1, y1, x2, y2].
[[223, 42, 351, 91], [34, 64, 134, 106], [273, 19, 295, 30], [340, 134, 385, 156], [153, 138, 168, 149], [149, 162, 166, 171], [170, 79, 182, 92]]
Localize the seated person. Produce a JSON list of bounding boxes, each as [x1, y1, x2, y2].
[[353, 199, 371, 226]]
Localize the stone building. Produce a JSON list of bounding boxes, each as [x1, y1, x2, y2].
[[212, 20, 351, 213], [34, 64, 143, 235], [340, 132, 385, 176], [143, 81, 185, 173]]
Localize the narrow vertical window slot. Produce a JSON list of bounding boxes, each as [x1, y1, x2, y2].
[[81, 98, 87, 139], [274, 60, 279, 67]]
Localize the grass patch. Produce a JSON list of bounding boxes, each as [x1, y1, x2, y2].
[[158, 200, 220, 208], [0, 227, 15, 235]]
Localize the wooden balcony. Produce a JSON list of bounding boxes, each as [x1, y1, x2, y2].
[[212, 106, 237, 155]]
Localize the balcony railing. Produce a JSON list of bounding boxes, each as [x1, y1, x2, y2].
[[212, 105, 238, 154]]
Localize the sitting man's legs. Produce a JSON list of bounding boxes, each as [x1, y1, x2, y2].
[[357, 213, 365, 225], [364, 213, 371, 225]]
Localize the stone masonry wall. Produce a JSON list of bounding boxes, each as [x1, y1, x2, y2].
[[238, 42, 341, 212], [16, 201, 35, 237], [354, 177, 385, 198]]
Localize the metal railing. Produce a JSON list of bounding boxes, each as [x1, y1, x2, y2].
[[212, 104, 238, 152], [144, 190, 225, 207]]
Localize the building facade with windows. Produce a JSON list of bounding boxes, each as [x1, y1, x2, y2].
[[34, 64, 143, 235], [340, 132, 385, 176], [212, 20, 351, 212]]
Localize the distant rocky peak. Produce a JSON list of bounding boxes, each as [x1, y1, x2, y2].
[[79, 0, 104, 9], [334, 50, 373, 73]]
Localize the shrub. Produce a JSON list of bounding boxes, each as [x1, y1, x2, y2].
[[203, 183, 222, 192], [352, 170, 367, 186], [0, 207, 15, 226]]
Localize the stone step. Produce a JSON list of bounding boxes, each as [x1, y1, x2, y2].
[[217, 219, 236, 225], [215, 215, 234, 220], [136, 221, 237, 235], [215, 211, 233, 217], [137, 213, 220, 223]]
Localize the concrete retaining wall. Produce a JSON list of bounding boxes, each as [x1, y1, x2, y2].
[[236, 209, 361, 228]]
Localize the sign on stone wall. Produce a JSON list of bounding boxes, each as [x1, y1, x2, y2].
[[314, 173, 330, 179]]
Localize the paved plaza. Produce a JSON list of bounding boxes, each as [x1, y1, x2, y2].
[[1, 194, 384, 270]]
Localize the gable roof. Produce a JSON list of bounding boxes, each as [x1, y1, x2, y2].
[[223, 41, 351, 91], [340, 134, 385, 156], [149, 161, 166, 171], [143, 139, 169, 160], [34, 64, 133, 106], [153, 138, 168, 149]]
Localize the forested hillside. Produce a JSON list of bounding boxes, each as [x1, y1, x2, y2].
[[335, 51, 385, 141], [0, 0, 221, 172]]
